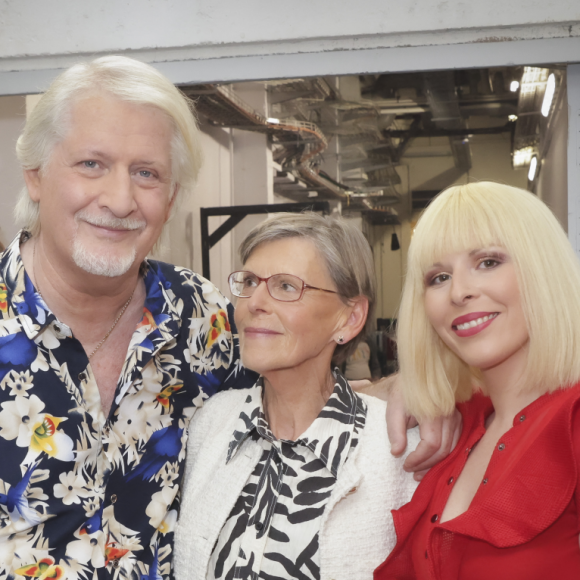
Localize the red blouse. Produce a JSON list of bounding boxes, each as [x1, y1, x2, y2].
[[375, 385, 580, 580]]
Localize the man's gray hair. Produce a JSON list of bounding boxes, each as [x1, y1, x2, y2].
[[14, 55, 203, 236], [239, 212, 376, 364]]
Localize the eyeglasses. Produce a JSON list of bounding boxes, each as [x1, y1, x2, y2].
[[228, 270, 339, 302]]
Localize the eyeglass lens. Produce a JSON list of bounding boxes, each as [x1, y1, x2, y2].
[[230, 272, 305, 302]]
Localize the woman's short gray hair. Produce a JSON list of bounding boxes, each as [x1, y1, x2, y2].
[[239, 212, 376, 364], [14, 55, 203, 237]]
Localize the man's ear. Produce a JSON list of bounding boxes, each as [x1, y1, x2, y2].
[[337, 296, 369, 344], [165, 184, 179, 222], [23, 169, 42, 202]]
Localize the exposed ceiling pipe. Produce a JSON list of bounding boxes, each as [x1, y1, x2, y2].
[[423, 71, 472, 174]]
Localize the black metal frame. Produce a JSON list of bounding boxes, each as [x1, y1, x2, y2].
[[200, 201, 330, 279]]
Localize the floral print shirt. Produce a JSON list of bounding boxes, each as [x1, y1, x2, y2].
[[210, 371, 367, 580], [0, 233, 256, 580]]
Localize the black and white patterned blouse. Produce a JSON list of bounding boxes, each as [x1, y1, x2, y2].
[[208, 370, 367, 580]]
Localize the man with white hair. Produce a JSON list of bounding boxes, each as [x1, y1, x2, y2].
[[0, 56, 256, 579], [0, 56, 457, 579]]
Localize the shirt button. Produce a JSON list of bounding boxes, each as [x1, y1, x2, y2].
[[465, 447, 471, 454], [431, 514, 439, 523], [447, 477, 454, 485], [255, 522, 264, 531], [482, 478, 488, 485], [110, 494, 117, 504], [498, 443, 506, 451], [112, 559, 120, 568], [52, 322, 69, 339], [519, 415, 526, 422], [78, 372, 87, 382]]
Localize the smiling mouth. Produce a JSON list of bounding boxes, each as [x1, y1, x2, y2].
[[453, 313, 498, 331], [84, 221, 142, 233], [75, 210, 145, 232]]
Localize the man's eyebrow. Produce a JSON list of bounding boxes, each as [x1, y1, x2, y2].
[[82, 151, 165, 167], [83, 149, 110, 160]]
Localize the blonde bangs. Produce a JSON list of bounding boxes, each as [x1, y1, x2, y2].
[[412, 184, 508, 280]]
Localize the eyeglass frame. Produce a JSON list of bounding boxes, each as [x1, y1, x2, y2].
[[228, 270, 340, 302]]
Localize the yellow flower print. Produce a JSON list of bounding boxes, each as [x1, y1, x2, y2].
[[157, 509, 177, 535], [206, 309, 230, 349], [30, 415, 74, 461], [0, 283, 7, 313]]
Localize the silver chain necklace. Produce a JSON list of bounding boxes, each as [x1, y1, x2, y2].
[[33, 241, 134, 359]]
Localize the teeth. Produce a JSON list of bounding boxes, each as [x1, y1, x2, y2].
[[456, 313, 497, 330]]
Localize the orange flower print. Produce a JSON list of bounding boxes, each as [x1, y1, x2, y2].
[[207, 310, 230, 349], [15, 557, 64, 579], [0, 283, 7, 313], [105, 538, 129, 565], [137, 308, 157, 330], [156, 384, 183, 408]]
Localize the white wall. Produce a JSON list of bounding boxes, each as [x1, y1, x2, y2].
[[1, 1, 580, 95], [567, 65, 580, 255], [0, 95, 25, 247], [1, 0, 579, 67], [535, 87, 569, 229], [154, 122, 235, 293], [230, 83, 274, 271]]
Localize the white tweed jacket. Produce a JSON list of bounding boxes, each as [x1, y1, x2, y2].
[[174, 387, 420, 580]]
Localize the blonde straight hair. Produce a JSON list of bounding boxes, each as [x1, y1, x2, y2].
[[398, 182, 580, 419]]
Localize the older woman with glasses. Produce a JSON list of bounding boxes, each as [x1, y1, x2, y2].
[[174, 213, 419, 580]]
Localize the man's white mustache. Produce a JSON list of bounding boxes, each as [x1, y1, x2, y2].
[[75, 210, 146, 231]]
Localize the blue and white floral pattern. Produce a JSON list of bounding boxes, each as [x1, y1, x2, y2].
[[0, 233, 256, 580]]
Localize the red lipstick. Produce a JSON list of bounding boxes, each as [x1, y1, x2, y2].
[[452, 312, 499, 338]]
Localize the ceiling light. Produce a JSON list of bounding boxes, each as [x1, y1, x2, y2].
[[513, 146, 535, 168], [520, 67, 549, 97], [508, 114, 518, 122], [267, 117, 280, 124], [510, 80, 520, 92], [528, 156, 538, 181], [541, 73, 556, 117]]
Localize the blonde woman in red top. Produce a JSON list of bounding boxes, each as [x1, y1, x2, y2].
[[375, 182, 580, 580]]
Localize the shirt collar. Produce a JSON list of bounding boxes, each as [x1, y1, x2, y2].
[[1, 232, 53, 340], [226, 370, 366, 478]]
